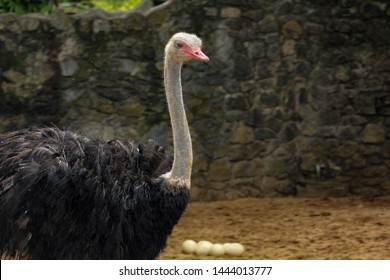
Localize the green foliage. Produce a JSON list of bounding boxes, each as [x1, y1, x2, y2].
[[0, 0, 57, 14], [90, 0, 141, 11], [0, 0, 142, 14], [59, 1, 93, 12]]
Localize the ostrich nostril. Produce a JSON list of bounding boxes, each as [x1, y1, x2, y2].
[[195, 52, 199, 55]]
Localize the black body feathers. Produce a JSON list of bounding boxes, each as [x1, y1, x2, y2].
[[0, 127, 189, 259]]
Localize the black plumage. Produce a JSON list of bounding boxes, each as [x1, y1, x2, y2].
[[0, 127, 189, 259]]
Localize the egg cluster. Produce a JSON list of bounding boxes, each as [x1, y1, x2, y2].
[[181, 240, 245, 257]]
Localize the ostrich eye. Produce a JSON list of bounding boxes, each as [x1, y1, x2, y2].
[[175, 42, 184, 48]]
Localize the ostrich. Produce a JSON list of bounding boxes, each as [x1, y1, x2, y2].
[[0, 32, 209, 259]]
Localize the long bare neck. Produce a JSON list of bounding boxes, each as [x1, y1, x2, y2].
[[161, 55, 193, 187]]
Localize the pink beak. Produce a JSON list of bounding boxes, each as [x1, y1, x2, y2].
[[180, 48, 209, 62]]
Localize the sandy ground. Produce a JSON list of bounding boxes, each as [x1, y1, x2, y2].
[[159, 196, 390, 260]]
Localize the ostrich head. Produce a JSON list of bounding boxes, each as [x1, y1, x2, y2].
[[165, 32, 209, 63]]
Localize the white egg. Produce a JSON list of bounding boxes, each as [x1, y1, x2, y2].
[[195, 240, 213, 256], [223, 243, 232, 250], [182, 240, 197, 254], [209, 243, 225, 257], [224, 242, 245, 257]]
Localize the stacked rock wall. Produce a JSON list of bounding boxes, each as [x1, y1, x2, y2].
[[1, 0, 390, 200]]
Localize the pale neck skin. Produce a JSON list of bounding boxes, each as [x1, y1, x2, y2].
[[161, 53, 193, 188]]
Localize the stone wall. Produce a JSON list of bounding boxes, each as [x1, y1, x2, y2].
[[1, 0, 390, 200]]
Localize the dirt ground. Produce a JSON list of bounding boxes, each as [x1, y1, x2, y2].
[[159, 196, 390, 260]]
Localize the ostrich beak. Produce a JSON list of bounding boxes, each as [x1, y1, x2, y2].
[[180, 48, 209, 62]]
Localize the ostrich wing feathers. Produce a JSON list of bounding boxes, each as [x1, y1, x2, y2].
[[0, 127, 189, 259]]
